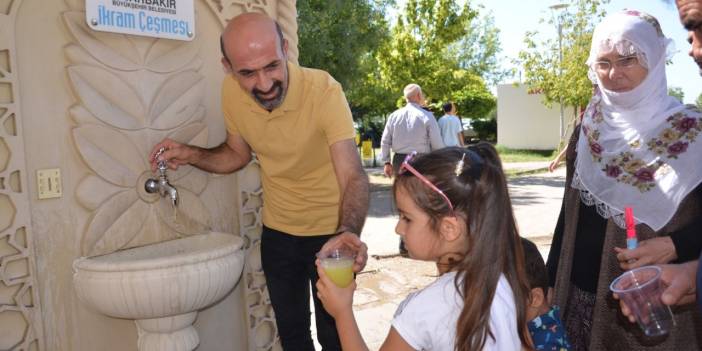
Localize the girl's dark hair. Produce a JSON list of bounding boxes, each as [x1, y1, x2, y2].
[[393, 143, 531, 351]]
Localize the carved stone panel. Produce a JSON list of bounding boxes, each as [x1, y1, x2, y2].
[[63, 6, 213, 256], [0, 0, 45, 350]]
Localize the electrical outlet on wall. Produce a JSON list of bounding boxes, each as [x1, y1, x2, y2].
[[37, 168, 62, 199]]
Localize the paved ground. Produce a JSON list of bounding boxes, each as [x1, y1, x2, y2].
[[311, 163, 566, 350]]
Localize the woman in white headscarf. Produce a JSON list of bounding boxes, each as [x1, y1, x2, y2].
[[546, 10, 702, 350]]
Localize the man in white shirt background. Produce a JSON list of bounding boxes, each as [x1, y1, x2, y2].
[[380, 83, 444, 178], [380, 83, 444, 256], [437, 101, 465, 147]]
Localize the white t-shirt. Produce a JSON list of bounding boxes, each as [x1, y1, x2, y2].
[[391, 272, 521, 351], [437, 114, 463, 147]]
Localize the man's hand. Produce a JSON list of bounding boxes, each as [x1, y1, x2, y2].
[[614, 261, 698, 322], [320, 232, 368, 273], [614, 236, 677, 270], [149, 138, 198, 172], [383, 163, 393, 178]]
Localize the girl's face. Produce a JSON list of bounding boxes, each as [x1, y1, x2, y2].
[[394, 185, 441, 260]]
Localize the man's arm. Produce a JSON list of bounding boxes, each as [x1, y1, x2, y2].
[[379, 116, 393, 164], [149, 132, 252, 174], [456, 132, 465, 147], [455, 117, 465, 146], [329, 139, 370, 235], [427, 116, 445, 151]]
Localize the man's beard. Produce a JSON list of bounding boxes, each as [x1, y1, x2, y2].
[[253, 81, 285, 110]]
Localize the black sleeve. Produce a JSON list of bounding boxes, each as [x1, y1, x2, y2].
[[669, 215, 702, 263], [547, 201, 566, 287]]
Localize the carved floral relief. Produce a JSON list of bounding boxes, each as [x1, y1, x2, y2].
[[63, 10, 211, 257]]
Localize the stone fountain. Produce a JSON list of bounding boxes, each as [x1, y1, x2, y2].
[[73, 232, 245, 351]]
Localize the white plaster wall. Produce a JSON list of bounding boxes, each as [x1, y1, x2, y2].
[[497, 84, 562, 150], [14, 1, 247, 350]]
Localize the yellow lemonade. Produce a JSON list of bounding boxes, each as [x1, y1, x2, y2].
[[322, 259, 354, 288]]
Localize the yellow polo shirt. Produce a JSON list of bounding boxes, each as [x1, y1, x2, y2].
[[222, 62, 356, 236]]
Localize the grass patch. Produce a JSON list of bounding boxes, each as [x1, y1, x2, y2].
[[495, 145, 557, 163]]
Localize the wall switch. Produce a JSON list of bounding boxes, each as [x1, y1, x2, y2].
[[37, 168, 62, 199]]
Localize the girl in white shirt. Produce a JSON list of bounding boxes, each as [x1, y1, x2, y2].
[[316, 143, 531, 351]]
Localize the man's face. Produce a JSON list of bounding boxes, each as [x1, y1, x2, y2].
[[676, 0, 702, 74], [224, 34, 289, 110]]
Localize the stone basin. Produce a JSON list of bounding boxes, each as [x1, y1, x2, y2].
[[73, 232, 245, 351]]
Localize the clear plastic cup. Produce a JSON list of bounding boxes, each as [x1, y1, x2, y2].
[[317, 248, 355, 288], [610, 265, 675, 337]]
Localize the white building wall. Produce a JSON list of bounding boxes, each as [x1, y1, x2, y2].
[[497, 84, 562, 150]]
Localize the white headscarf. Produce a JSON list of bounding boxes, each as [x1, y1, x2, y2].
[[573, 10, 702, 231]]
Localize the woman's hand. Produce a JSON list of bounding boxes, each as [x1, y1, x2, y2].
[[615, 236, 677, 270], [315, 260, 356, 319], [613, 261, 698, 322]]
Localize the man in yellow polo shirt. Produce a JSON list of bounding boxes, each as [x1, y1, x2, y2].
[[149, 12, 369, 350]]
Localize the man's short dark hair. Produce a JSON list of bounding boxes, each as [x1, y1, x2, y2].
[[220, 21, 286, 66], [521, 238, 549, 294], [443, 102, 453, 113]]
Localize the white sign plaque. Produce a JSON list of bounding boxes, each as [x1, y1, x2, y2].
[[85, 0, 195, 41]]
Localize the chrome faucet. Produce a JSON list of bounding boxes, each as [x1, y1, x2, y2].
[[145, 147, 179, 206]]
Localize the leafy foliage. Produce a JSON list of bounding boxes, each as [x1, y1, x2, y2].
[[697, 92, 702, 110], [297, 0, 503, 139], [297, 0, 391, 95], [449, 6, 506, 86], [668, 86, 684, 102], [373, 0, 497, 118], [518, 0, 609, 111], [472, 118, 497, 141]]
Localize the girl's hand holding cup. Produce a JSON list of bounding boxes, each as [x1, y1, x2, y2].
[[315, 252, 356, 319]]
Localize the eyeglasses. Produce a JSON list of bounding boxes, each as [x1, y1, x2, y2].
[[592, 55, 640, 73], [399, 151, 455, 215]]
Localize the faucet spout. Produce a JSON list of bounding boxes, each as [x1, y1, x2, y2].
[[160, 179, 179, 206]]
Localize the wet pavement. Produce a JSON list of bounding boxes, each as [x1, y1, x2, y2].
[[312, 163, 566, 350]]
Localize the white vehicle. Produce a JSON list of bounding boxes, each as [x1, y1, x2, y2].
[[462, 119, 478, 143]]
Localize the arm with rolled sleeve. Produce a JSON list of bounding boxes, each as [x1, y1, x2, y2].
[[317, 83, 369, 237]]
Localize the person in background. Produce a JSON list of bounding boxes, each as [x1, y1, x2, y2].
[[149, 13, 369, 350], [548, 148, 567, 173], [380, 83, 444, 256], [317, 145, 530, 350], [522, 238, 571, 351], [438, 101, 465, 147], [546, 11, 702, 350]]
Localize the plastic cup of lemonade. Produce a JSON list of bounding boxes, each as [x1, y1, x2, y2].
[[317, 248, 355, 288], [610, 265, 675, 337]]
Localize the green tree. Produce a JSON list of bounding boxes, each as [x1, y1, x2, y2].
[[450, 7, 505, 85], [518, 0, 609, 134], [373, 0, 497, 118], [697, 92, 702, 109], [297, 0, 391, 95], [668, 87, 684, 102]]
